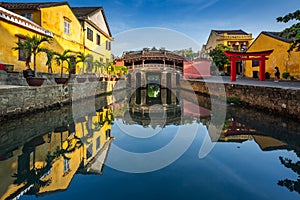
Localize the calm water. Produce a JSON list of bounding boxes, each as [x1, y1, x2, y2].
[[0, 87, 300, 200]]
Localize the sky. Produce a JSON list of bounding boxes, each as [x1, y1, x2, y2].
[[7, 0, 300, 55]]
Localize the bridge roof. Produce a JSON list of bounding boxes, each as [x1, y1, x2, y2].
[[122, 49, 184, 62]]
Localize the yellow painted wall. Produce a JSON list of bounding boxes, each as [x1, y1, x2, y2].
[[82, 22, 112, 73], [0, 20, 50, 72], [0, 5, 84, 74], [205, 32, 252, 51], [245, 33, 300, 79], [40, 5, 84, 74], [205, 32, 218, 52], [40, 6, 83, 47], [0, 149, 24, 200], [0, 5, 114, 75]]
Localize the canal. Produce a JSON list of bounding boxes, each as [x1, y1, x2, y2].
[[0, 84, 299, 200]]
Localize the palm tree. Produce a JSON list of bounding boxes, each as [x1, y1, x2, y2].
[[13, 35, 51, 76], [41, 48, 56, 73], [94, 60, 106, 74], [54, 50, 73, 78], [76, 52, 92, 74]]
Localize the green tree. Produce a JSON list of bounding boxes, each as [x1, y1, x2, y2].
[[13, 35, 51, 76], [94, 60, 106, 74], [277, 10, 300, 52], [76, 52, 92, 73], [54, 50, 73, 77], [41, 48, 56, 73], [175, 48, 197, 60], [209, 44, 231, 71]]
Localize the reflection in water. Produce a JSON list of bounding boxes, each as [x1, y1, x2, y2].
[[278, 156, 300, 194], [0, 87, 300, 199], [0, 98, 114, 200]]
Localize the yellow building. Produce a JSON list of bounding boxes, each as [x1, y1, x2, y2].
[[0, 6, 54, 72], [201, 29, 253, 74], [0, 2, 113, 74], [202, 29, 253, 57], [72, 7, 113, 73], [244, 31, 300, 79]]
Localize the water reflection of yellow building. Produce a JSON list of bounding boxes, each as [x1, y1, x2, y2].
[[0, 106, 114, 199]]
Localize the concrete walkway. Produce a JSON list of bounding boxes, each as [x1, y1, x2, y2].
[[0, 76, 299, 90], [187, 76, 300, 90], [0, 85, 26, 89]]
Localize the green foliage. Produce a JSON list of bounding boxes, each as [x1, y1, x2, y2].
[[226, 96, 241, 105], [114, 65, 128, 76], [277, 10, 300, 52], [76, 52, 93, 73], [282, 72, 290, 79], [13, 35, 51, 76], [209, 44, 231, 71], [93, 60, 105, 73], [106, 62, 115, 75], [175, 48, 197, 60], [54, 50, 74, 77], [41, 48, 55, 73]]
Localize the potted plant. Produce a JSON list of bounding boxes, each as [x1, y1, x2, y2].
[[13, 35, 51, 86], [106, 62, 115, 81], [93, 60, 104, 81], [41, 48, 55, 73], [76, 52, 93, 83], [54, 50, 73, 84]]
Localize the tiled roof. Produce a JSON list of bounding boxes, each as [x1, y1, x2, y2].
[[0, 6, 53, 37], [71, 7, 101, 19], [261, 31, 292, 43], [212, 29, 249, 35], [71, 6, 112, 38], [0, 1, 68, 10]]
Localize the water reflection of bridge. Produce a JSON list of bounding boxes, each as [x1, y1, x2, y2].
[[1, 91, 300, 199], [120, 85, 212, 128], [125, 88, 181, 128]]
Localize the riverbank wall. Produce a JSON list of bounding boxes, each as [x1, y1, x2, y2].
[[0, 81, 117, 120], [181, 80, 300, 120]]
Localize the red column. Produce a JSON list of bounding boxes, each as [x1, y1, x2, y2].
[[230, 59, 236, 82], [259, 57, 266, 81]]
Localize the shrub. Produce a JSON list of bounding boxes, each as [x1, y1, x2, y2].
[[282, 72, 290, 79]]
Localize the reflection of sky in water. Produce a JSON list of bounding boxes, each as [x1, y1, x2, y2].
[[112, 119, 206, 153], [22, 122, 300, 200], [3, 93, 300, 200]]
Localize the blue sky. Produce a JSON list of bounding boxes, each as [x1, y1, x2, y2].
[[7, 0, 300, 55]]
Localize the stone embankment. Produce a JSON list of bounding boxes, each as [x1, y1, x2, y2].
[[181, 79, 300, 120], [0, 81, 116, 120]]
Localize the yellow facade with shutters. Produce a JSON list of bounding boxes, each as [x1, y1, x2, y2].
[[244, 32, 300, 79], [0, 2, 113, 74], [201, 30, 253, 60], [83, 21, 112, 72]]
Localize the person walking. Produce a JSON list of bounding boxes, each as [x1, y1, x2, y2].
[[274, 66, 280, 82]]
